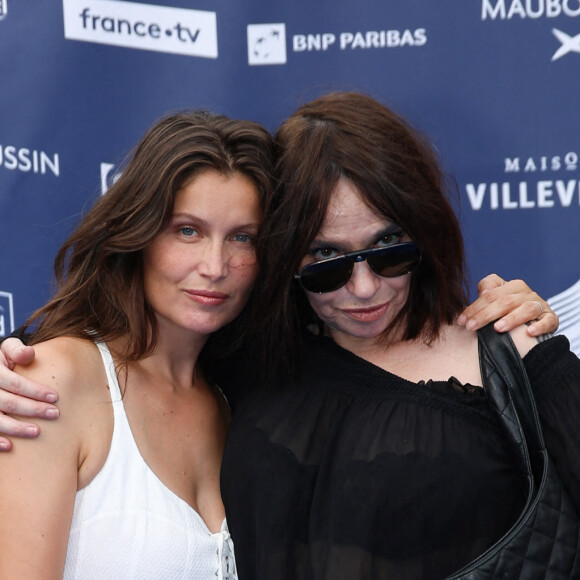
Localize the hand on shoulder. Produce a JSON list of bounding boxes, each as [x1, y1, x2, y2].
[[9, 336, 113, 486], [13, 336, 110, 450]]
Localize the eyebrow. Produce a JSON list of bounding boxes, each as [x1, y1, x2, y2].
[[170, 212, 260, 231], [312, 223, 403, 250]]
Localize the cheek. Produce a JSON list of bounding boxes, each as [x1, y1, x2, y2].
[[229, 253, 258, 270], [305, 293, 335, 320], [143, 242, 189, 293], [229, 250, 259, 279], [230, 259, 259, 294], [305, 275, 412, 316], [388, 275, 412, 297], [142, 247, 161, 290]]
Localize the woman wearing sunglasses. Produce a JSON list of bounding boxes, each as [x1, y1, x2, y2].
[[0, 94, 568, 579], [214, 92, 580, 579]]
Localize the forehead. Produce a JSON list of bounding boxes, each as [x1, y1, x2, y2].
[[318, 179, 391, 241], [175, 169, 261, 217]]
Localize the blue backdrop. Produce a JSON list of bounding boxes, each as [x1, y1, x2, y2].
[[1, 0, 579, 352]]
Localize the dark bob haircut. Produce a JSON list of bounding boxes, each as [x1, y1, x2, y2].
[[252, 91, 468, 377]]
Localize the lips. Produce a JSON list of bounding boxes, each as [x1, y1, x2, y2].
[[342, 302, 389, 322], [184, 289, 229, 306]]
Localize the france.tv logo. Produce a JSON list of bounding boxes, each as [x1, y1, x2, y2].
[[63, 0, 218, 58], [0, 292, 15, 338]]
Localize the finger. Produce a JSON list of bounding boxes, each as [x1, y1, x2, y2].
[[460, 279, 542, 330], [0, 387, 59, 419], [532, 296, 558, 334], [461, 278, 523, 320], [492, 293, 556, 334], [1, 337, 33, 368], [526, 311, 560, 337], [0, 412, 42, 438], [0, 436, 12, 451], [491, 278, 531, 299], [489, 300, 543, 332], [0, 363, 59, 402], [459, 286, 507, 327], [462, 293, 523, 331], [477, 273, 506, 295]]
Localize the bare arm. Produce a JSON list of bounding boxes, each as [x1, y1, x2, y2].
[[457, 274, 558, 337], [0, 338, 59, 450], [0, 341, 82, 579]]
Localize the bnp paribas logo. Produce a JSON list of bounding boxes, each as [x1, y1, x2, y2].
[[247, 23, 287, 65], [0, 291, 15, 338]]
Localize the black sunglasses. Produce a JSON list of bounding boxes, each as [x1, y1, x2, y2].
[[294, 242, 421, 294]]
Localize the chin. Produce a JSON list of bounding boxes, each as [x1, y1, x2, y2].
[[191, 314, 241, 335], [330, 323, 389, 342]]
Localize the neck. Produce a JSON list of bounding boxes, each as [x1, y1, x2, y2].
[[110, 322, 210, 393], [324, 321, 408, 360]]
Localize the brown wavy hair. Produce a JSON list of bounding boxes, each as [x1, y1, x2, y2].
[[25, 110, 275, 366], [252, 91, 468, 377]]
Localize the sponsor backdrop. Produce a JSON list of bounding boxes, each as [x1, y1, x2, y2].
[[1, 0, 579, 353]]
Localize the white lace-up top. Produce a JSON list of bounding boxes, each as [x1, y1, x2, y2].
[[63, 341, 237, 580]]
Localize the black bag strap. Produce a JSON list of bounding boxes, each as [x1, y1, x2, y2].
[[448, 326, 580, 578], [477, 323, 545, 483]]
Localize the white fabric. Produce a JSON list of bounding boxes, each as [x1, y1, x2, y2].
[[63, 341, 237, 580]]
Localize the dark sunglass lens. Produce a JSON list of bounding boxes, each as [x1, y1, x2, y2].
[[300, 258, 353, 293], [368, 245, 420, 278]]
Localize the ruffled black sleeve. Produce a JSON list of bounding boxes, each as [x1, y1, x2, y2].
[[524, 336, 580, 512]]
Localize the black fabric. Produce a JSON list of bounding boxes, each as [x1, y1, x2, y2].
[[448, 324, 580, 578], [219, 333, 580, 580], [0, 326, 29, 345]]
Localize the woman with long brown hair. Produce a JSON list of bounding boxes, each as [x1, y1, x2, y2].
[[0, 109, 274, 579]]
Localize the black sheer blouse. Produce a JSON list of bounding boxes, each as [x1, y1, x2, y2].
[[219, 335, 580, 580]]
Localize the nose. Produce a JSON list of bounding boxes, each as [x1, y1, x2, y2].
[[198, 241, 229, 280], [345, 261, 381, 299]]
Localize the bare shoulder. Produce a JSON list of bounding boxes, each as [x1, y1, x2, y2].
[[26, 335, 101, 366], [12, 336, 113, 486], [376, 324, 481, 385], [436, 323, 479, 357], [445, 323, 479, 346], [13, 337, 111, 434], [508, 324, 539, 359], [425, 323, 482, 386], [15, 336, 106, 397]]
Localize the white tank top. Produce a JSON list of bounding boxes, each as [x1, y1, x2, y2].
[[63, 341, 237, 580]]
